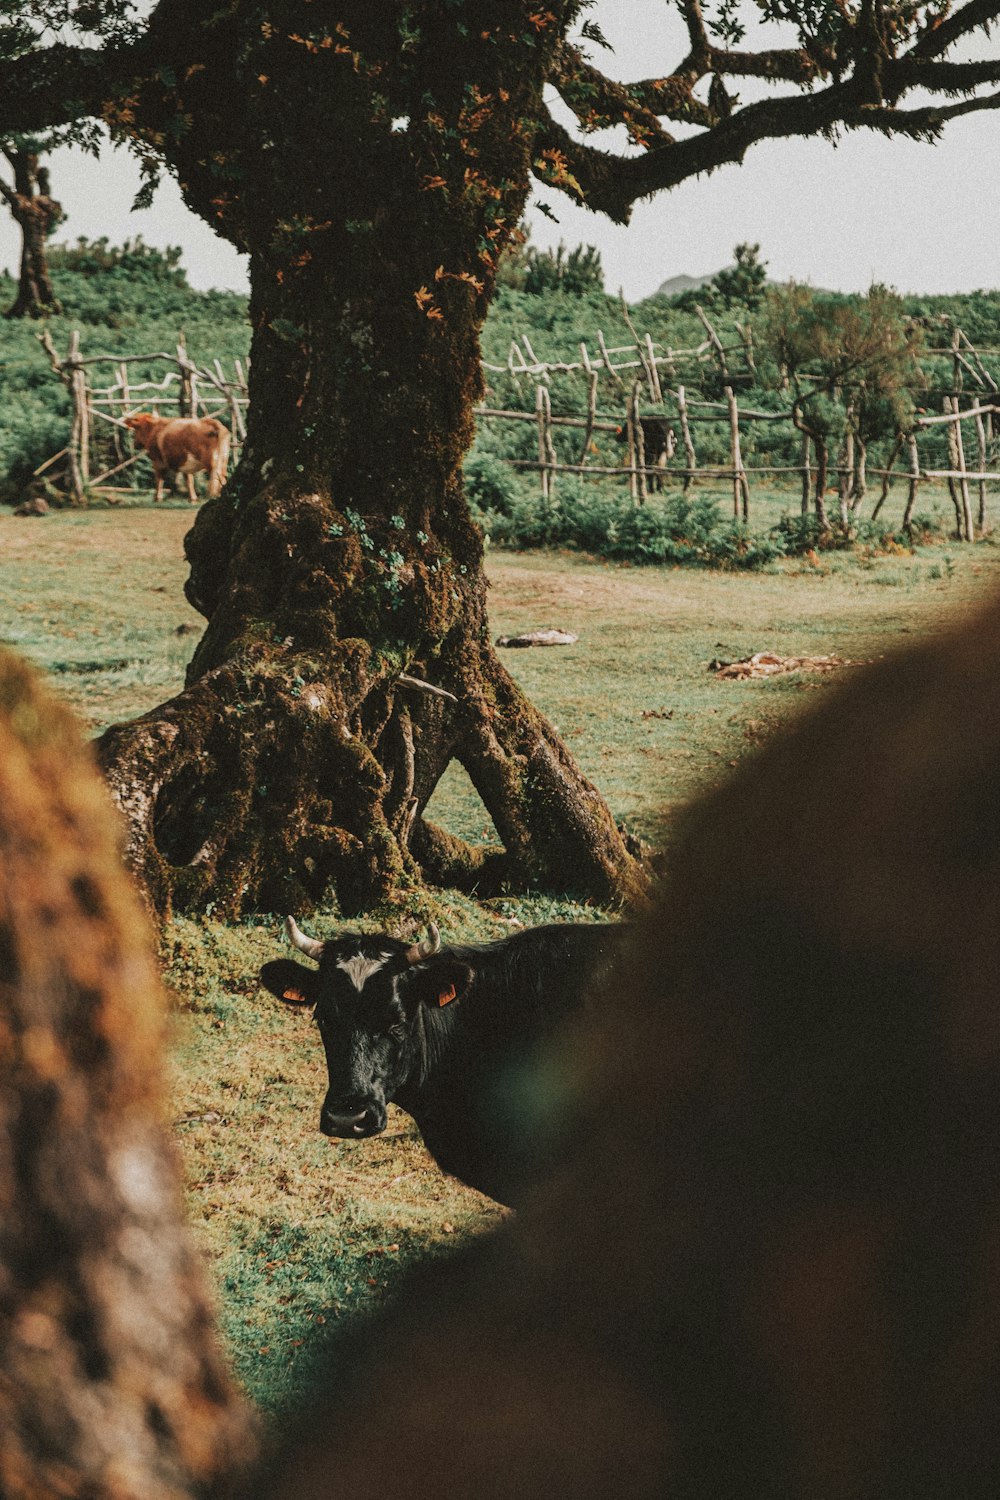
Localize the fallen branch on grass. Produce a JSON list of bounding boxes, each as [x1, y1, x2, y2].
[[709, 651, 858, 679]]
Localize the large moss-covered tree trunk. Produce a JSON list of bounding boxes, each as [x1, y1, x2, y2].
[[97, 1, 644, 919], [0, 649, 253, 1497]]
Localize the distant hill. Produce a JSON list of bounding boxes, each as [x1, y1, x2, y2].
[[654, 268, 840, 301], [655, 268, 729, 297]]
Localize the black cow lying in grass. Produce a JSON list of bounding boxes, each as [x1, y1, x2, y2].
[[260, 917, 625, 1206], [253, 587, 1000, 1499]]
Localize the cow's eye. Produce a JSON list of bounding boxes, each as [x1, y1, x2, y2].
[[388, 1023, 407, 1043]]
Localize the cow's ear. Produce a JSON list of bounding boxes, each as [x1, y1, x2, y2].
[[260, 959, 321, 1008], [404, 959, 473, 1011]]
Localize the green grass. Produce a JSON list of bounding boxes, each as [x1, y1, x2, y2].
[[5, 504, 1000, 1419], [164, 917, 506, 1417]]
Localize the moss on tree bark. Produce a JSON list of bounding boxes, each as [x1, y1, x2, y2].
[[96, 3, 645, 918]]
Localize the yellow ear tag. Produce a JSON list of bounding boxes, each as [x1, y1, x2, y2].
[[283, 987, 307, 1004], [438, 983, 457, 1007]]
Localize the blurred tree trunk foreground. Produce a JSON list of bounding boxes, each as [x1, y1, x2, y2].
[[0, 648, 254, 1497]]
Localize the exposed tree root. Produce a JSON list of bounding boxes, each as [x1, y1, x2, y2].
[[98, 624, 646, 920]]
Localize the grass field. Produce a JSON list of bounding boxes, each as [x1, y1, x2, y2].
[[3, 502, 1000, 1420]]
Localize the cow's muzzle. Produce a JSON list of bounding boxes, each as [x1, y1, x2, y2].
[[320, 1100, 386, 1139]]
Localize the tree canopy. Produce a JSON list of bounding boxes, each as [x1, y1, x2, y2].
[[2, 0, 999, 235], [1, 0, 998, 922]]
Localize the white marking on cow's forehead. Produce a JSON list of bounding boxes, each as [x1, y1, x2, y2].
[[336, 952, 392, 991]]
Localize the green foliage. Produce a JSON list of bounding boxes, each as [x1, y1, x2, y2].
[[497, 231, 605, 298], [463, 450, 519, 514], [46, 235, 188, 284], [774, 512, 938, 554], [667, 243, 768, 315], [469, 475, 946, 571], [710, 242, 769, 311], [757, 281, 923, 458], [759, 281, 921, 400], [474, 483, 789, 569]]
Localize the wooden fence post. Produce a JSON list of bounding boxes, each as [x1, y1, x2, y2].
[[543, 386, 558, 495], [695, 304, 730, 382], [535, 383, 550, 501], [943, 397, 961, 534], [800, 431, 812, 515], [954, 401, 974, 540], [644, 333, 663, 404], [676, 385, 696, 493], [596, 329, 622, 390], [943, 397, 974, 540], [522, 333, 549, 384], [631, 382, 648, 504], [67, 330, 90, 502], [619, 294, 659, 405], [234, 358, 249, 441], [974, 406, 988, 530], [578, 368, 598, 465], [725, 385, 749, 521], [177, 337, 192, 416]]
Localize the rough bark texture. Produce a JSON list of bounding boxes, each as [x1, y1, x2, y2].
[[252, 587, 1000, 1500], [96, 2, 645, 919], [0, 648, 254, 1498], [0, 150, 61, 319]]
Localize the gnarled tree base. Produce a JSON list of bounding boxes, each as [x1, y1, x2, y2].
[[97, 624, 646, 921]]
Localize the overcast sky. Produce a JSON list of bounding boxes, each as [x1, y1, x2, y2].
[[1, 0, 997, 301]]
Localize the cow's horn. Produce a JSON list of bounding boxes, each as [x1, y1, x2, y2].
[[405, 923, 440, 964], [285, 916, 325, 961]]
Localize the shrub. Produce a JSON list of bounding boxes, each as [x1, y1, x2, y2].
[[47, 236, 188, 285], [463, 452, 520, 516], [472, 485, 789, 570], [774, 512, 937, 556]]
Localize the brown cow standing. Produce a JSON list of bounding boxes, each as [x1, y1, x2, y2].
[[124, 412, 230, 503]]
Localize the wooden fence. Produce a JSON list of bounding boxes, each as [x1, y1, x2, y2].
[[478, 310, 1000, 539], [482, 298, 755, 390], [479, 380, 1000, 537], [36, 330, 249, 504], [31, 311, 1000, 538]]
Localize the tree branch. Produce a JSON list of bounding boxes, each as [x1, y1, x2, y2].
[[705, 46, 825, 83], [537, 0, 1000, 218], [844, 87, 1000, 136], [0, 40, 149, 135], [885, 54, 1000, 101], [533, 66, 1000, 222], [551, 40, 676, 144], [679, 0, 711, 66], [910, 0, 1000, 59]]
